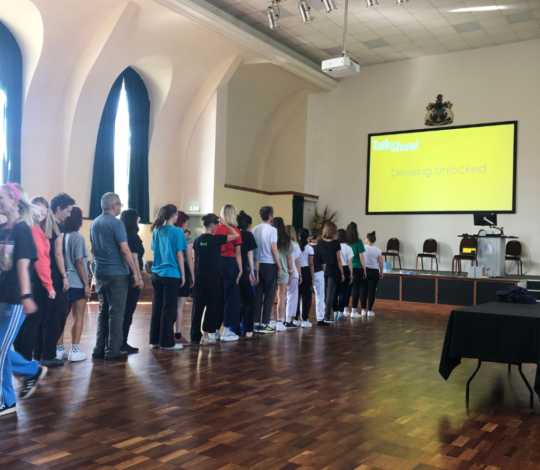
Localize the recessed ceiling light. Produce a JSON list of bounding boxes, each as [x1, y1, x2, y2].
[[449, 5, 504, 12]]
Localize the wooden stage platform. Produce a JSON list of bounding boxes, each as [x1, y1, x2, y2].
[[376, 270, 540, 314]]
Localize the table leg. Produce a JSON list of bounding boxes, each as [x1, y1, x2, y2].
[[466, 360, 482, 401], [517, 364, 534, 409]]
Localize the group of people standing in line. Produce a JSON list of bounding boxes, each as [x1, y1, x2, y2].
[[0, 182, 384, 417]]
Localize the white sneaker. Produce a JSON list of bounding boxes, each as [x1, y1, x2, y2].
[[151, 344, 160, 349], [209, 332, 220, 341], [343, 308, 350, 317], [367, 311, 375, 317], [361, 310, 367, 316], [220, 330, 239, 342], [161, 344, 184, 350], [350, 312, 362, 318], [56, 348, 65, 360], [68, 350, 87, 362], [293, 319, 302, 326], [302, 320, 312, 328], [275, 321, 287, 331], [200, 337, 216, 345]]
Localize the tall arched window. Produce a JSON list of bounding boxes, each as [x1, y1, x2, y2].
[[0, 22, 23, 184], [90, 67, 150, 223]]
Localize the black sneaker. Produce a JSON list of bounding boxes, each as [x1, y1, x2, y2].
[[20, 366, 47, 399], [40, 358, 65, 368], [324, 317, 334, 323], [92, 351, 105, 359], [284, 322, 298, 328], [122, 344, 139, 354], [0, 403, 16, 417], [317, 320, 330, 326], [104, 351, 128, 361], [257, 325, 275, 334]]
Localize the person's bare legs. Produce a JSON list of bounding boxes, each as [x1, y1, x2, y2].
[[175, 297, 191, 344], [71, 298, 87, 345]]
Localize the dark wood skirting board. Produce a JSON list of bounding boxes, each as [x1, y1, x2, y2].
[[378, 272, 521, 314], [224, 183, 319, 199]]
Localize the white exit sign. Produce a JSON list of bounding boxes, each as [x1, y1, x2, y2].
[[188, 206, 200, 212]]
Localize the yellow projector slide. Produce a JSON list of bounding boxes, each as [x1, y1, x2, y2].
[[366, 122, 516, 214]]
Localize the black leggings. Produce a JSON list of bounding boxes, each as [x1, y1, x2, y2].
[[324, 276, 339, 320], [191, 269, 223, 342], [360, 268, 380, 311], [239, 280, 255, 333], [346, 267, 364, 310], [123, 282, 140, 346], [297, 266, 312, 321], [333, 266, 351, 312]]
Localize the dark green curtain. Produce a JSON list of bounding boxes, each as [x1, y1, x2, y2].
[[89, 67, 150, 222], [292, 195, 304, 233], [89, 74, 123, 219], [123, 68, 150, 224], [0, 22, 23, 184]]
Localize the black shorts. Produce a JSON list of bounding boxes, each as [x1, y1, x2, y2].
[[178, 267, 193, 298]]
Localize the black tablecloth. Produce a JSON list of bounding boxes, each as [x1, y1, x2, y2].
[[439, 302, 540, 398]]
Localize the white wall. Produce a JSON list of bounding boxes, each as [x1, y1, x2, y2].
[[306, 39, 540, 274]]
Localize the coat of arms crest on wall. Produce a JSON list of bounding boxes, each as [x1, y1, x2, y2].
[[425, 94, 454, 126]]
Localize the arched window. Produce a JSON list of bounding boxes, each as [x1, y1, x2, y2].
[[0, 22, 23, 184], [90, 67, 150, 223]]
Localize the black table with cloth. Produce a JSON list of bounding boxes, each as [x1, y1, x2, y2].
[[439, 302, 540, 406]]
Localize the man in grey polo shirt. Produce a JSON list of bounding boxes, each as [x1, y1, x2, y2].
[[90, 193, 143, 360]]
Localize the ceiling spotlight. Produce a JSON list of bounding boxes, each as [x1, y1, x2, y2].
[[366, 0, 378, 6], [321, 0, 337, 13], [298, 1, 312, 21], [396, 0, 408, 4], [267, 2, 279, 29]]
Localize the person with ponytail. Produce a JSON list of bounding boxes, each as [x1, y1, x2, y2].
[[296, 228, 314, 327], [345, 222, 367, 318], [0, 183, 47, 417], [236, 211, 258, 339], [149, 204, 187, 350], [334, 229, 354, 320], [13, 197, 58, 361], [272, 217, 295, 331], [213, 204, 242, 342], [173, 211, 194, 346], [360, 231, 383, 317], [191, 214, 239, 345]]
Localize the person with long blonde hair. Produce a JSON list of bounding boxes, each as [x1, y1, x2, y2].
[[0, 183, 47, 417], [212, 204, 242, 342], [13, 197, 58, 361], [320, 222, 344, 324]]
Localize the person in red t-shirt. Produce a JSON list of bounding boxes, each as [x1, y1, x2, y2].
[[213, 205, 242, 342]]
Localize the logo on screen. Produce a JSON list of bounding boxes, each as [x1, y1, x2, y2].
[[372, 139, 419, 153]]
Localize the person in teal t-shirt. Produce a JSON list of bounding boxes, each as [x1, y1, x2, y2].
[[345, 222, 367, 318], [150, 204, 187, 350]]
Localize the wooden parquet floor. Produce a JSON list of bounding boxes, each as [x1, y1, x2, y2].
[[2, 301, 540, 470]]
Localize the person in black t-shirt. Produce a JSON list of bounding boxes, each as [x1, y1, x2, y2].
[[0, 183, 47, 417], [191, 214, 239, 345], [319, 222, 344, 324], [120, 209, 145, 354], [236, 211, 258, 339]]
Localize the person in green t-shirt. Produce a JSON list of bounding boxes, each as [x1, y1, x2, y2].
[[345, 222, 367, 318]]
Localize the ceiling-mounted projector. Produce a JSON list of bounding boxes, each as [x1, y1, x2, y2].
[[322, 56, 360, 78]]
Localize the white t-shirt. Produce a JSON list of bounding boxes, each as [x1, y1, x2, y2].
[[299, 244, 314, 268], [364, 245, 382, 270], [291, 243, 301, 278], [252, 223, 278, 264], [340, 243, 354, 267]]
